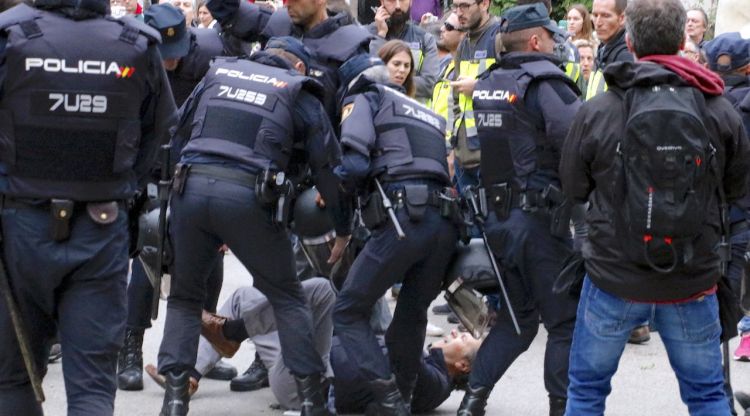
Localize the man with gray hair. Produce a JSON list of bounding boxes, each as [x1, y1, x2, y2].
[[561, 0, 750, 414]]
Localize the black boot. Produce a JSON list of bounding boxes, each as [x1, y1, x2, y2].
[[549, 396, 566, 416], [117, 328, 144, 391], [294, 374, 333, 416], [365, 375, 410, 416], [230, 352, 269, 392], [457, 384, 492, 416], [160, 371, 191, 416]]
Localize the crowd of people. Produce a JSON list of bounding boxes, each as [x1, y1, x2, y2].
[[0, 0, 748, 415]]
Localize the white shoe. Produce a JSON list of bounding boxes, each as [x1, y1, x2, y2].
[[426, 322, 444, 337]]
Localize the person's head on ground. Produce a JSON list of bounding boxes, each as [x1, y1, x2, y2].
[[430, 329, 483, 379]]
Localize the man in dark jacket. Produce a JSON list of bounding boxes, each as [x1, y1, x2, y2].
[[368, 0, 439, 100], [560, 0, 750, 414], [331, 329, 480, 414], [585, 0, 633, 100]]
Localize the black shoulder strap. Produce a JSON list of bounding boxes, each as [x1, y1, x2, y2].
[[119, 24, 139, 45], [19, 19, 42, 39]]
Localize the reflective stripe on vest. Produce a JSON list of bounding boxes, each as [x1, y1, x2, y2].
[[565, 61, 581, 83], [585, 69, 608, 100], [410, 47, 424, 74], [454, 57, 495, 138], [430, 60, 455, 144]]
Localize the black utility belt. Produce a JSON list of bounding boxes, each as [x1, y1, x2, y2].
[[173, 163, 292, 230], [2, 197, 123, 242], [173, 163, 258, 193], [483, 183, 561, 216], [361, 183, 461, 230], [482, 183, 572, 238]]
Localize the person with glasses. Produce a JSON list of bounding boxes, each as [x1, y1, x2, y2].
[[448, 0, 499, 196], [368, 0, 440, 102], [429, 11, 464, 180]]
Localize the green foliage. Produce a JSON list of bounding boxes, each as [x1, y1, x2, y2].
[[488, 0, 594, 23]]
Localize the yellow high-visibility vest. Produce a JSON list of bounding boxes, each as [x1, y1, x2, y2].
[[430, 60, 456, 143], [585, 69, 608, 100]]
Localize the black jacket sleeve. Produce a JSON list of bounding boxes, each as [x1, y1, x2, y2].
[[134, 45, 178, 188], [295, 91, 353, 236], [207, 0, 272, 44]]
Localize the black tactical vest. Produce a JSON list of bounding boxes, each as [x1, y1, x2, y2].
[[345, 84, 449, 183], [473, 59, 572, 191], [262, 10, 372, 122], [180, 57, 313, 172], [0, 4, 159, 201]]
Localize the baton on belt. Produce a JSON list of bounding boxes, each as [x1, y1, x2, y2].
[[151, 144, 171, 320], [374, 178, 406, 240], [463, 185, 521, 335]]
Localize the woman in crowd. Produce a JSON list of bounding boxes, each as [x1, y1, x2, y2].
[[567, 3, 596, 45], [378, 40, 417, 97], [196, 0, 216, 28]]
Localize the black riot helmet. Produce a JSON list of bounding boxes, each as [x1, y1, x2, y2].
[[444, 238, 498, 293], [292, 187, 354, 286], [292, 187, 334, 238]]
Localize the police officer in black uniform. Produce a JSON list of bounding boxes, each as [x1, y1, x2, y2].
[[457, 4, 581, 416], [117, 3, 239, 391], [157, 37, 350, 416], [205, 0, 372, 125], [332, 54, 458, 416], [0, 0, 176, 413], [147, 3, 245, 107]]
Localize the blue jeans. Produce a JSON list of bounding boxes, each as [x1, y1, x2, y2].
[[567, 277, 729, 416]]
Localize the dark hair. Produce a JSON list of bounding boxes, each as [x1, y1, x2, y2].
[[613, 0, 627, 14], [625, 0, 685, 57], [687, 7, 708, 28], [515, 0, 551, 14], [377, 40, 416, 97], [501, 26, 547, 53], [567, 3, 594, 42]]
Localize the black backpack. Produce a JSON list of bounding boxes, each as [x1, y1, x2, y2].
[[612, 84, 722, 273]]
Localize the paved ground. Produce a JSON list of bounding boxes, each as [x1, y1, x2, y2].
[[41, 253, 750, 415]]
